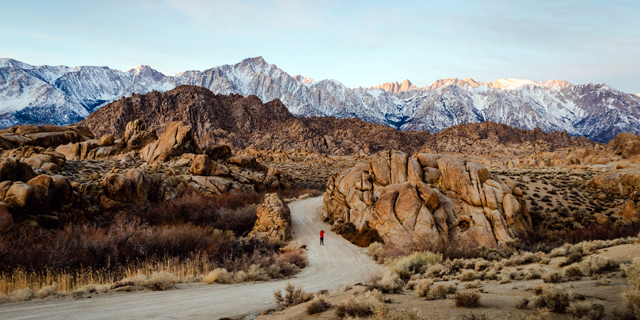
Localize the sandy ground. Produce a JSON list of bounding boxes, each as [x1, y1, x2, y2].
[[0, 196, 384, 320]]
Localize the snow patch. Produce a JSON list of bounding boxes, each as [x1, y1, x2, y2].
[[367, 89, 384, 98], [493, 78, 540, 90]]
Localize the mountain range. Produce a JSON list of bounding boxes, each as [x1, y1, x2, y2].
[[1, 56, 639, 142]]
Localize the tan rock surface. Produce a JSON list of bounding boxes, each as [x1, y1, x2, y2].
[[247, 193, 292, 244]]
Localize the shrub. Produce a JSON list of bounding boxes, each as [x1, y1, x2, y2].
[[525, 267, 543, 280], [203, 268, 234, 284], [8, 288, 35, 302], [485, 269, 497, 280], [274, 282, 309, 308], [147, 271, 176, 291], [367, 271, 404, 294], [613, 289, 640, 320], [457, 313, 488, 320], [622, 258, 640, 290], [533, 285, 571, 313], [516, 297, 530, 309], [559, 253, 583, 267], [247, 264, 269, 281], [414, 279, 433, 297], [563, 264, 583, 279], [464, 280, 481, 289], [277, 249, 307, 269], [387, 251, 442, 280], [335, 290, 384, 318], [460, 270, 476, 282], [367, 242, 384, 260], [36, 283, 57, 299], [567, 302, 605, 320], [454, 290, 481, 308], [306, 293, 331, 315], [426, 284, 448, 300], [542, 272, 562, 283], [581, 256, 618, 276]]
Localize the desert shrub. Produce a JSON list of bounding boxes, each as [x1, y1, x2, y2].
[[560, 253, 583, 267], [532, 285, 571, 313], [306, 293, 331, 315], [542, 272, 562, 284], [147, 271, 176, 291], [274, 282, 310, 308], [36, 283, 58, 299], [335, 289, 384, 318], [460, 270, 476, 282], [277, 249, 307, 269], [613, 289, 640, 320], [457, 313, 488, 320], [485, 269, 497, 280], [427, 284, 448, 300], [367, 242, 384, 260], [567, 302, 605, 320], [622, 258, 640, 290], [367, 271, 404, 294], [499, 274, 512, 284], [447, 284, 458, 294], [387, 251, 442, 280], [563, 264, 583, 279], [525, 267, 544, 280], [454, 290, 481, 308], [8, 288, 35, 302], [374, 244, 408, 264], [246, 264, 269, 281], [516, 297, 530, 309], [424, 264, 447, 278], [464, 280, 481, 289], [414, 279, 433, 297], [203, 268, 234, 284], [581, 256, 618, 276]]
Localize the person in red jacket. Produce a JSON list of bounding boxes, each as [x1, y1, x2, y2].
[[320, 230, 325, 245]]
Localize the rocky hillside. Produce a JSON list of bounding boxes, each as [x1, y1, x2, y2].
[[2, 57, 639, 142], [78, 86, 596, 157]]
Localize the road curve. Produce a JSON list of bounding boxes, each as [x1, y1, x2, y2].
[[0, 196, 384, 320]]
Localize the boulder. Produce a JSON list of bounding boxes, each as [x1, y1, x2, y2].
[[0, 157, 37, 182], [423, 167, 440, 184], [227, 156, 267, 172], [124, 119, 157, 151], [417, 153, 441, 168], [247, 193, 291, 244], [4, 182, 33, 209], [370, 150, 391, 186], [407, 157, 423, 184], [101, 134, 115, 146], [204, 145, 233, 161], [416, 182, 439, 212], [190, 154, 214, 176], [141, 121, 201, 164], [390, 151, 408, 184]]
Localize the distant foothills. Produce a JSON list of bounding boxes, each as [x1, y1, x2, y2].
[[1, 56, 639, 142]]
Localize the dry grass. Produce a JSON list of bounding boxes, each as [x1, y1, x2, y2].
[[366, 271, 404, 294], [335, 289, 383, 318], [460, 270, 476, 282], [516, 297, 530, 309]]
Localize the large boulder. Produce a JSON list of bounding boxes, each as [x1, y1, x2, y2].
[[0, 124, 94, 149], [610, 132, 640, 159], [0, 157, 37, 182], [323, 150, 532, 250], [124, 119, 157, 150], [247, 193, 291, 244], [141, 121, 201, 164]]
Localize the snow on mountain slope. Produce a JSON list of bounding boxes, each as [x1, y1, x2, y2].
[[0, 56, 639, 142]]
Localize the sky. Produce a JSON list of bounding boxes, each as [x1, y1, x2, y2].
[[1, 0, 639, 93]]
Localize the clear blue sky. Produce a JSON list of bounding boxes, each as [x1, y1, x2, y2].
[[1, 0, 638, 93]]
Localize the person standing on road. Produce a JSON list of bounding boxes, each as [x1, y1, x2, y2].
[[320, 230, 325, 245]]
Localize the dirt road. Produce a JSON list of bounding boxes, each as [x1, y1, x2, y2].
[[0, 196, 383, 320]]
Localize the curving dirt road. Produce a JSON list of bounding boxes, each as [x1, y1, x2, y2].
[[0, 196, 383, 320]]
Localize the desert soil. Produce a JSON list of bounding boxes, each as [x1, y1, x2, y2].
[[0, 196, 383, 320]]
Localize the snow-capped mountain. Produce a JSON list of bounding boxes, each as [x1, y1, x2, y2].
[[1, 56, 639, 142]]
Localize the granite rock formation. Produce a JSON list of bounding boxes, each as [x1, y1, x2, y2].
[[322, 150, 532, 250]]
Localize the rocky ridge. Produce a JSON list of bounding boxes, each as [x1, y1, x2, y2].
[[323, 150, 532, 250], [77, 86, 595, 158]]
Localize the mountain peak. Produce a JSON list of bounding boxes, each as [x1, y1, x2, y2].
[[127, 65, 166, 81], [0, 58, 34, 69], [370, 79, 417, 93], [293, 74, 314, 84]]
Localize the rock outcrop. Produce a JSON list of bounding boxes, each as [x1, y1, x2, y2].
[[0, 124, 94, 150], [322, 150, 532, 250], [609, 132, 640, 159], [247, 193, 292, 244], [141, 121, 201, 164]]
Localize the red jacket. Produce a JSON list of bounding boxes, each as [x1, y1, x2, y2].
[[320, 230, 325, 238]]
